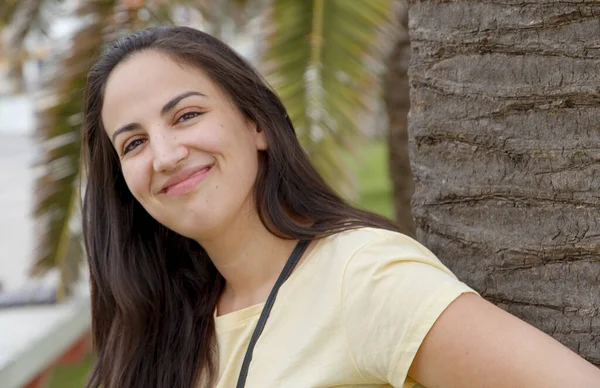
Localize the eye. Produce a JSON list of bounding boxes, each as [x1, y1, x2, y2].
[[176, 111, 202, 124], [123, 138, 145, 155]]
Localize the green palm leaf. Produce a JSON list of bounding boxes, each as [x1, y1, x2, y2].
[[264, 0, 394, 198], [31, 0, 117, 300]]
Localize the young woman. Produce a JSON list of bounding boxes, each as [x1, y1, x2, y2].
[[82, 26, 600, 388]]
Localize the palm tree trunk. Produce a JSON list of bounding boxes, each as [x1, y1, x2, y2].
[[408, 0, 600, 364], [384, 2, 414, 236]]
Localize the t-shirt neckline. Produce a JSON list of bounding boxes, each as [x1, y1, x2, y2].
[[214, 235, 329, 331]]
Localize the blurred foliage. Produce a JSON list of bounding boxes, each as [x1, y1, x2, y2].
[[0, 0, 395, 297], [0, 0, 19, 28], [32, 0, 118, 301], [265, 0, 394, 198], [346, 141, 394, 219], [49, 353, 94, 388], [1, 0, 44, 92]]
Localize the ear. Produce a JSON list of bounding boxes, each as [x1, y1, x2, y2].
[[251, 121, 267, 151]]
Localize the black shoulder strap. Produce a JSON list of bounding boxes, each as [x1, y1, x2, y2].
[[236, 239, 310, 388]]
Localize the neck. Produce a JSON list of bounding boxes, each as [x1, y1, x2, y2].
[[197, 206, 299, 312]]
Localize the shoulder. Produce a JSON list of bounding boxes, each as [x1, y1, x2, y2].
[[330, 227, 477, 383], [322, 227, 431, 257], [320, 227, 455, 278]]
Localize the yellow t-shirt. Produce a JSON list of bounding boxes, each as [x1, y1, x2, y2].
[[215, 227, 477, 387]]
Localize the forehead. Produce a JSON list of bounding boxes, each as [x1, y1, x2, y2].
[[101, 50, 220, 133]]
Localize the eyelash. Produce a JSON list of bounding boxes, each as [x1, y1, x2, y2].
[[121, 110, 203, 155], [176, 111, 202, 123], [123, 138, 144, 155]]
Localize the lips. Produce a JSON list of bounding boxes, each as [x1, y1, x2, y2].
[[160, 164, 214, 194]]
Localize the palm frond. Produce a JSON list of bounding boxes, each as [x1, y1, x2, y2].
[[0, 0, 23, 29], [2, 0, 43, 44], [31, 0, 118, 300], [0, 0, 44, 92], [188, 0, 255, 39], [264, 0, 394, 198]]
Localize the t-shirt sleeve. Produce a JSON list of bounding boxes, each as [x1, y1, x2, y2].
[[340, 230, 478, 385]]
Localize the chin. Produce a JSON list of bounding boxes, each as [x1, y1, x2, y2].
[[165, 215, 218, 241]]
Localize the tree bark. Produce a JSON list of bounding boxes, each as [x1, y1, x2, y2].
[[385, 3, 416, 236], [408, 0, 600, 364]]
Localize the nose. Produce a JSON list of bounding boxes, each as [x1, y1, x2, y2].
[[151, 134, 189, 172]]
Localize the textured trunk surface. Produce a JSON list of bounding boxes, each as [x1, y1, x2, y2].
[[385, 4, 416, 236], [408, 0, 600, 364]]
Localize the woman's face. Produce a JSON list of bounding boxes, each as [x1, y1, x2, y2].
[[101, 50, 267, 240]]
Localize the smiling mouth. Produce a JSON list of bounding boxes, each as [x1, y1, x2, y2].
[[161, 165, 213, 196]]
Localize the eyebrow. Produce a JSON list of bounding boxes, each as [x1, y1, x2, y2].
[[111, 90, 206, 143]]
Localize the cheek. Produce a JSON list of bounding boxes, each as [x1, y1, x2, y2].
[[121, 163, 149, 201], [190, 122, 226, 152], [226, 146, 261, 198]]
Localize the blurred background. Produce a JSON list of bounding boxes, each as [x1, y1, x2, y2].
[[0, 0, 411, 386]]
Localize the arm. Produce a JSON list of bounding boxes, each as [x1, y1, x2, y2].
[[408, 293, 600, 388]]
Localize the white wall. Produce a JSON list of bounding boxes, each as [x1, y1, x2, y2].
[[0, 135, 38, 291], [0, 95, 35, 135]]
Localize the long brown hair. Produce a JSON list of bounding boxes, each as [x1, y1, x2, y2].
[[82, 26, 399, 388]]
